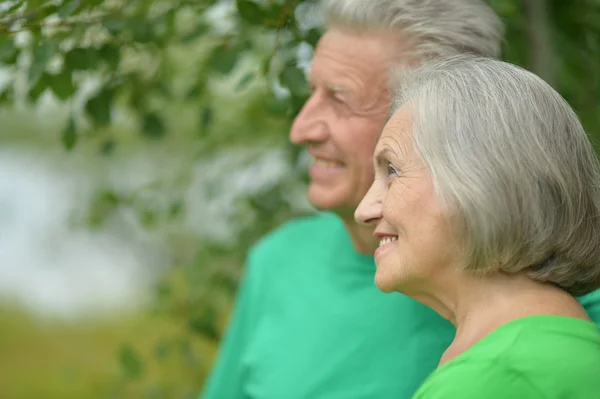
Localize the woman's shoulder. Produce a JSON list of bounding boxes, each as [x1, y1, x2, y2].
[[502, 315, 600, 356], [468, 316, 600, 378], [413, 315, 600, 398], [412, 359, 541, 398]]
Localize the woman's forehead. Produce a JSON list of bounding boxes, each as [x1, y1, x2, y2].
[[378, 107, 412, 146]]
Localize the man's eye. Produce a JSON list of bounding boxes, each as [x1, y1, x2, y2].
[[387, 163, 399, 177], [331, 94, 346, 104]]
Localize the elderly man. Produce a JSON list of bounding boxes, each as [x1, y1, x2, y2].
[[201, 1, 600, 398]]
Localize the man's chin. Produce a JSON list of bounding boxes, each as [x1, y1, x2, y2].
[[307, 184, 349, 212]]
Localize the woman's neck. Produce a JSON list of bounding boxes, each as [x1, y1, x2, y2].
[[411, 271, 589, 366]]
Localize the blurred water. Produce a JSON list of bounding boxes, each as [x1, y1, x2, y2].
[[0, 149, 168, 319], [0, 145, 311, 319]]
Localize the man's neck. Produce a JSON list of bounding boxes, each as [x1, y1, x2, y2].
[[340, 215, 378, 255]]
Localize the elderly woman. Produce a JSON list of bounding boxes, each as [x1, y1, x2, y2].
[[355, 56, 600, 398]]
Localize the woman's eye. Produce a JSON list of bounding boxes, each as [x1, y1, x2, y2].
[[387, 163, 399, 177]]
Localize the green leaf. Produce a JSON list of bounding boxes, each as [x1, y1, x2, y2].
[[264, 2, 284, 22], [185, 82, 205, 100], [61, 117, 77, 150], [0, 88, 12, 105], [85, 87, 115, 126], [131, 18, 153, 43], [141, 112, 166, 139], [87, 190, 121, 228], [234, 72, 255, 92], [128, 80, 145, 110], [289, 94, 308, 117], [39, 4, 60, 18], [280, 66, 309, 96], [181, 23, 208, 44], [25, 0, 46, 12], [151, 81, 171, 98], [264, 95, 289, 117], [118, 344, 144, 380], [187, 310, 219, 339], [236, 0, 266, 24], [3, 0, 24, 14], [29, 38, 59, 87], [28, 73, 48, 102], [200, 106, 213, 135], [58, 0, 80, 17], [169, 201, 184, 219], [98, 45, 120, 70], [103, 19, 126, 36], [305, 28, 322, 47], [100, 139, 116, 156], [153, 8, 176, 39], [209, 44, 241, 74], [0, 39, 17, 64], [48, 70, 75, 100], [261, 56, 271, 76], [64, 48, 98, 70]]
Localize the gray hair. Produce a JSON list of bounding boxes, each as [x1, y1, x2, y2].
[[323, 0, 505, 60], [390, 56, 600, 296]]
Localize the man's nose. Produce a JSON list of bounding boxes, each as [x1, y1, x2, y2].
[[290, 92, 329, 145]]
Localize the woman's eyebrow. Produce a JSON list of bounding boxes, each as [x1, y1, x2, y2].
[[374, 147, 394, 169]]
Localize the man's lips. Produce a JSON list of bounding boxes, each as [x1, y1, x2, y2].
[[312, 157, 344, 168]]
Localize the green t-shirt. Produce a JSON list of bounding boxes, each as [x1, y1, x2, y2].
[[201, 213, 600, 399], [201, 213, 455, 398], [413, 315, 600, 398]]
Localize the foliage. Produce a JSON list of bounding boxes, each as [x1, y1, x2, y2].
[[0, 0, 317, 149], [0, 0, 599, 397], [492, 0, 600, 142]]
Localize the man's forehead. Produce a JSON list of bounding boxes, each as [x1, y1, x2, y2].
[[307, 62, 360, 96], [310, 28, 399, 81], [318, 28, 398, 51]]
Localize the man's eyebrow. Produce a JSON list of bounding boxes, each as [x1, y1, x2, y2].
[[324, 82, 352, 94]]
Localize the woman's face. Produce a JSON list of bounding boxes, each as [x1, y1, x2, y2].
[[355, 106, 460, 293]]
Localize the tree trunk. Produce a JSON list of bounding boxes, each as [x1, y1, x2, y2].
[[524, 0, 555, 86]]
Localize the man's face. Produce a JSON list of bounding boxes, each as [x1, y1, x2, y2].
[[290, 29, 401, 217]]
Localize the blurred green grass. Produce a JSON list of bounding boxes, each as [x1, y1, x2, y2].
[[0, 269, 228, 399]]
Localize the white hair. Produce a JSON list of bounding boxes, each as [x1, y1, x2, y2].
[[390, 56, 600, 296], [323, 0, 505, 60]]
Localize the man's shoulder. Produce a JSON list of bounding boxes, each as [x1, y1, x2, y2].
[[250, 212, 342, 259], [578, 289, 600, 328]]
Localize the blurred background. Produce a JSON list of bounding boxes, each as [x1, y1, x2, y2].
[[0, 0, 598, 398]]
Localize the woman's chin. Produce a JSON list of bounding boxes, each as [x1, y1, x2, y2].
[[374, 271, 398, 293]]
